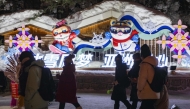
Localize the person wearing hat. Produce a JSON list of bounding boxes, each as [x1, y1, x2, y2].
[[137, 44, 160, 109], [18, 51, 48, 109]]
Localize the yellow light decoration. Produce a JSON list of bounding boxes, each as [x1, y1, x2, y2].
[[178, 25, 182, 28], [162, 40, 166, 44]]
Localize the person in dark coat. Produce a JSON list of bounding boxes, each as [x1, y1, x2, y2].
[[111, 54, 131, 109], [0, 71, 7, 93], [56, 54, 82, 109], [128, 53, 142, 109], [16, 51, 35, 108], [19, 51, 35, 97]]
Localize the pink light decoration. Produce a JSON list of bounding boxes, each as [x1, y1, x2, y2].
[[170, 33, 189, 51], [156, 35, 171, 50], [32, 36, 43, 47], [157, 19, 190, 64], [17, 25, 30, 35], [5, 36, 16, 47], [172, 50, 186, 63], [173, 19, 187, 33], [5, 24, 43, 51]]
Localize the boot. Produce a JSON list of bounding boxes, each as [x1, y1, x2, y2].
[[114, 104, 119, 109], [76, 106, 82, 109]]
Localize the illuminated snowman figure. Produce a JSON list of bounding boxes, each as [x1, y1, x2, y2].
[[109, 20, 139, 52], [49, 20, 79, 54]]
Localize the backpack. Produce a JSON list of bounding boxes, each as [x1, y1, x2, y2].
[[31, 65, 55, 101], [143, 62, 167, 93]]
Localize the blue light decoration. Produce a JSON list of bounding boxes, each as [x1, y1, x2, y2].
[[119, 14, 174, 40], [7, 47, 20, 56]]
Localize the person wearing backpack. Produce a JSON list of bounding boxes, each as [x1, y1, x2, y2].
[[111, 54, 131, 109], [12, 51, 35, 109], [137, 44, 160, 109], [155, 67, 169, 109], [22, 51, 48, 109], [56, 54, 82, 109], [128, 53, 142, 109]]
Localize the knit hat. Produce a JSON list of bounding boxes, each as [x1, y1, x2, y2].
[[140, 44, 151, 58], [19, 51, 35, 62]]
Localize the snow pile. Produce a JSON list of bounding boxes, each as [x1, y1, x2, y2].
[[34, 15, 59, 26], [0, 1, 171, 32], [65, 1, 172, 25], [0, 10, 41, 28], [0, 46, 7, 71]]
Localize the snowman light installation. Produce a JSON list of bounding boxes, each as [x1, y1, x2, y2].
[[49, 20, 79, 54], [109, 20, 139, 52]]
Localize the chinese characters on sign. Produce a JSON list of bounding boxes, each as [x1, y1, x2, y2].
[[34, 53, 93, 68], [102, 53, 168, 68], [35, 53, 168, 68]]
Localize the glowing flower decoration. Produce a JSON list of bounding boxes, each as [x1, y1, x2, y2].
[[156, 35, 171, 49], [32, 36, 43, 47], [173, 19, 187, 33], [17, 25, 30, 35], [172, 50, 186, 63], [157, 19, 190, 64], [5, 25, 42, 52], [5, 36, 16, 47], [170, 40, 189, 51]]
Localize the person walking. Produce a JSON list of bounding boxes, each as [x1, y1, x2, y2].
[[21, 51, 48, 109], [137, 44, 160, 109], [155, 67, 169, 109], [111, 54, 131, 109], [0, 71, 7, 94], [56, 54, 82, 109], [13, 51, 35, 109], [128, 53, 142, 109], [154, 85, 169, 109]]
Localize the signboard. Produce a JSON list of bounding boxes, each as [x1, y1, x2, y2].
[[35, 53, 168, 68], [34, 53, 93, 68], [11, 82, 19, 99]]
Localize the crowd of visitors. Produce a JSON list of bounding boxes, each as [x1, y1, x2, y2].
[[111, 44, 169, 109], [0, 44, 168, 109]]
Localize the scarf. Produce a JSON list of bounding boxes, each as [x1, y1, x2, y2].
[[112, 29, 138, 47]]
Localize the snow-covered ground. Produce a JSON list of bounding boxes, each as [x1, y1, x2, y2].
[[0, 92, 190, 109]]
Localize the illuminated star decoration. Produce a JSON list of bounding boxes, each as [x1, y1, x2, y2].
[[5, 25, 43, 52], [157, 19, 190, 63]]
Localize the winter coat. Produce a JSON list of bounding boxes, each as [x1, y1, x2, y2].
[[19, 60, 33, 96], [155, 85, 169, 109], [0, 71, 7, 91], [24, 60, 48, 109], [111, 63, 129, 101], [137, 56, 160, 99], [128, 60, 141, 101], [56, 64, 78, 103]]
